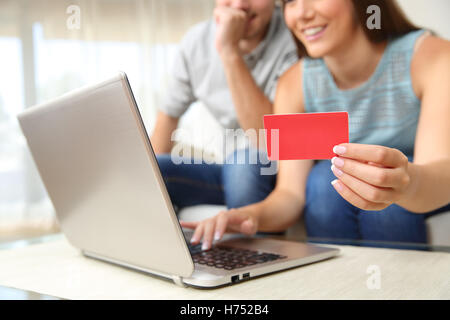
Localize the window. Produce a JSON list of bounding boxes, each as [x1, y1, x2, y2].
[[0, 0, 213, 240]]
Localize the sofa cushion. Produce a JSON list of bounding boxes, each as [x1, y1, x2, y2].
[[426, 211, 450, 247]]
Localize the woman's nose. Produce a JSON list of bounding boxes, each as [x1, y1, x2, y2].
[[291, 0, 315, 21]]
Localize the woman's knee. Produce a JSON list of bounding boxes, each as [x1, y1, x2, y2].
[[304, 161, 359, 238], [305, 160, 338, 211]]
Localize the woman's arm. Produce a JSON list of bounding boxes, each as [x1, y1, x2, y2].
[[396, 36, 450, 212], [329, 36, 450, 213], [255, 60, 314, 231], [180, 61, 314, 249]]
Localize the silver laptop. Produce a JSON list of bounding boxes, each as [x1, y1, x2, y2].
[[17, 72, 339, 288]]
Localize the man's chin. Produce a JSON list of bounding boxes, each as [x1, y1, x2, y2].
[[243, 28, 262, 41]]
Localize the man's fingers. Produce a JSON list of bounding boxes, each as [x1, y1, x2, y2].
[[214, 6, 247, 24]]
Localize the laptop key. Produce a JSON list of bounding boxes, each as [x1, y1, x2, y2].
[[190, 245, 286, 270]]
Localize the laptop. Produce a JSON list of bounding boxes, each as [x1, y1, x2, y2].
[[17, 72, 339, 288]]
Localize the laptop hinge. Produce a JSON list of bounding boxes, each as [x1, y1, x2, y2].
[[172, 275, 186, 287]]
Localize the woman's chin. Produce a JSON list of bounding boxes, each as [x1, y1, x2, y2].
[[304, 45, 329, 59]]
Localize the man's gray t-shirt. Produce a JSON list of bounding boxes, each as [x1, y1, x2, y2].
[[160, 7, 298, 129]]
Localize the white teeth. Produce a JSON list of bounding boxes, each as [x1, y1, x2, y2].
[[304, 26, 325, 36]]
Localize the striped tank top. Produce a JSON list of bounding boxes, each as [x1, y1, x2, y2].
[[302, 30, 426, 157]]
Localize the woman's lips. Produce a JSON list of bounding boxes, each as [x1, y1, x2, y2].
[[303, 25, 327, 41]]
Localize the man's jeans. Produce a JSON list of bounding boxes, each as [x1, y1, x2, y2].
[[157, 148, 276, 210]]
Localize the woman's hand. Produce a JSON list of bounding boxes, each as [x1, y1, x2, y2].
[[179, 208, 259, 250], [330, 143, 412, 211]]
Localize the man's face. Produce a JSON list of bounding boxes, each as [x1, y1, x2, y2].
[[215, 0, 275, 39]]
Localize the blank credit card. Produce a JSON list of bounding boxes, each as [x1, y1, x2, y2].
[[263, 112, 349, 160]]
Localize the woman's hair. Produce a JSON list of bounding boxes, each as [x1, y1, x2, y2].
[[281, 0, 419, 58]]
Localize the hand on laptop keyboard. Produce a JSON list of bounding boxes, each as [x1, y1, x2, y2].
[[180, 208, 259, 250]]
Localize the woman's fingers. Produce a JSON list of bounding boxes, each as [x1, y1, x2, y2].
[[331, 179, 390, 211], [181, 208, 258, 250], [331, 144, 411, 209], [240, 219, 257, 235], [190, 222, 204, 245], [214, 211, 230, 241], [331, 156, 406, 189], [179, 220, 198, 229], [226, 209, 258, 235], [202, 218, 217, 250], [334, 143, 408, 168], [331, 165, 402, 204]]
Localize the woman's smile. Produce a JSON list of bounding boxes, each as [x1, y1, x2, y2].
[[302, 24, 328, 41]]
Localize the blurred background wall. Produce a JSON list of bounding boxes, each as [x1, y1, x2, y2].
[[0, 0, 449, 241], [0, 0, 215, 240], [397, 0, 450, 39]]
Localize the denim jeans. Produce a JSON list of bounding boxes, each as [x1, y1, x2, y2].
[[156, 148, 277, 210], [304, 160, 450, 247], [158, 149, 449, 247]]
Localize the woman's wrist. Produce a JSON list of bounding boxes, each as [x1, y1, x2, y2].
[[256, 189, 305, 232], [395, 161, 422, 211], [244, 201, 264, 220]]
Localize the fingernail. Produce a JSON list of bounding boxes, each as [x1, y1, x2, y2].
[[331, 179, 343, 191], [214, 231, 221, 241], [333, 145, 346, 155], [332, 156, 344, 168], [331, 165, 343, 177], [190, 237, 197, 243], [202, 241, 209, 251]]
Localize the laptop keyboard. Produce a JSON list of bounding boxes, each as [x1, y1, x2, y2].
[[188, 243, 287, 271]]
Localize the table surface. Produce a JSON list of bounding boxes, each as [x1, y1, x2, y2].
[[1, 234, 449, 300]]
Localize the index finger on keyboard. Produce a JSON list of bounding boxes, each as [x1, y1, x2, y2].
[[179, 220, 198, 229]]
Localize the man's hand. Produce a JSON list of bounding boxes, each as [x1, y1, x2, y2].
[[214, 6, 248, 56]]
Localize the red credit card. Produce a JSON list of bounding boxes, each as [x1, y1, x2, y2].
[[263, 112, 349, 160]]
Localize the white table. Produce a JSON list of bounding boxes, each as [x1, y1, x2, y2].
[[0, 235, 449, 299]]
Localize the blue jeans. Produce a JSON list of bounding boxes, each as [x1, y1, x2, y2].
[[304, 160, 450, 247], [156, 148, 276, 210]]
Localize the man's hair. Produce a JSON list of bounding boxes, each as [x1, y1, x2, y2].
[[281, 0, 419, 58]]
